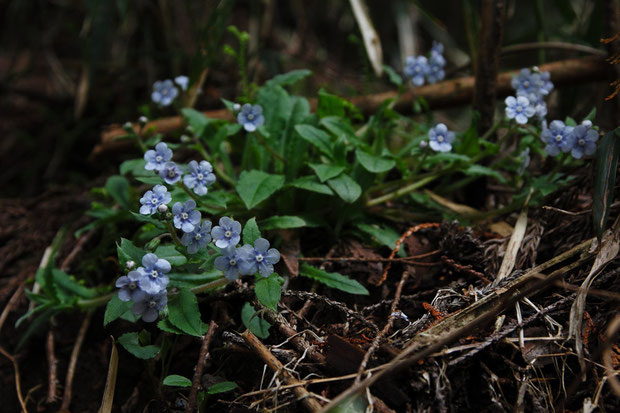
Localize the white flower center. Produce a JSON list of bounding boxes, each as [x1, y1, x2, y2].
[[161, 89, 168, 96], [523, 81, 530, 88], [578, 139, 585, 146], [256, 254, 264, 262], [156, 155, 163, 162], [225, 230, 232, 238], [555, 134, 563, 142], [151, 270, 159, 278], [197, 173, 204, 180], [129, 283, 136, 290], [195, 233, 202, 240], [247, 114, 255, 121], [181, 212, 189, 220], [148, 300, 157, 308], [151, 198, 159, 204], [516, 105, 523, 112], [437, 136, 444, 143], [229, 259, 236, 266], [168, 170, 176, 177]]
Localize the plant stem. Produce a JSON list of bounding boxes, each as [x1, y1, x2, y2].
[[190, 277, 229, 294], [166, 221, 184, 248], [253, 132, 287, 163], [366, 174, 438, 207]]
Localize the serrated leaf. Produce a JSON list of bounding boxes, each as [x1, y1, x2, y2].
[[104, 295, 133, 326], [117, 332, 160, 359], [167, 289, 209, 337], [153, 245, 187, 266], [260, 215, 321, 230], [309, 163, 345, 183], [105, 176, 130, 209], [464, 164, 506, 183], [327, 174, 362, 203], [593, 128, 620, 239], [295, 125, 334, 158], [236, 170, 285, 209], [287, 176, 334, 195], [265, 69, 312, 87], [117, 238, 146, 268], [207, 381, 238, 394], [241, 302, 271, 338], [299, 264, 369, 295], [243, 217, 261, 244], [163, 375, 192, 387], [355, 149, 395, 173], [255, 275, 281, 310]]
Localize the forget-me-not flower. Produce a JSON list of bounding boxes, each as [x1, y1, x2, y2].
[[211, 216, 242, 249], [183, 160, 216, 196], [239, 238, 281, 277], [132, 290, 168, 322], [172, 199, 201, 233], [137, 253, 171, 294], [238, 104, 264, 132], [181, 220, 212, 254], [151, 79, 179, 106], [159, 162, 183, 185], [174, 75, 189, 91], [404, 56, 429, 86], [428, 123, 456, 152], [144, 142, 173, 172], [139, 185, 172, 215], [568, 120, 598, 159], [426, 42, 446, 84], [214, 246, 246, 281], [505, 96, 535, 124], [116, 270, 145, 302], [541, 120, 574, 156]]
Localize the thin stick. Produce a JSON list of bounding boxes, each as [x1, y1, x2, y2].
[[46, 326, 59, 403], [0, 284, 24, 335], [60, 311, 93, 411], [355, 270, 411, 383], [186, 320, 218, 413], [241, 329, 323, 412], [0, 345, 28, 412], [60, 228, 96, 272]]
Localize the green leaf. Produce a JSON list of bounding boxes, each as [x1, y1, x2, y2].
[[117, 332, 160, 359], [255, 274, 281, 310], [241, 302, 271, 338], [49, 268, 97, 300], [167, 289, 209, 337], [299, 264, 369, 295], [157, 318, 186, 335], [265, 69, 312, 87], [309, 164, 345, 183], [593, 128, 620, 239], [260, 215, 321, 230], [120, 159, 150, 177], [295, 125, 334, 158], [163, 375, 192, 388], [464, 165, 507, 184], [426, 152, 471, 164], [287, 176, 334, 195], [320, 116, 362, 146], [117, 238, 146, 269], [153, 245, 187, 266], [327, 174, 362, 203], [105, 176, 130, 209], [182, 108, 214, 137], [383, 65, 403, 86], [317, 89, 361, 120], [135, 176, 163, 186], [129, 211, 166, 229], [206, 381, 238, 394], [236, 170, 285, 209], [243, 217, 261, 244], [355, 149, 395, 173], [356, 223, 403, 256]]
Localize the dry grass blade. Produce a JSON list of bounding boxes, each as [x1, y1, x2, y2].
[[348, 0, 383, 76], [98, 338, 118, 413], [569, 215, 620, 371]]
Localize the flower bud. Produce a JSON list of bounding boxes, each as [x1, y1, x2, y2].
[[419, 140, 428, 149], [122, 122, 134, 133], [185, 125, 194, 134], [157, 204, 169, 213], [180, 134, 191, 143], [233, 103, 241, 112], [581, 120, 592, 128], [138, 116, 148, 126], [126, 260, 136, 270]]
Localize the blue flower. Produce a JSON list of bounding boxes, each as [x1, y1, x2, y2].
[[131, 290, 167, 322], [183, 160, 216, 196], [115, 270, 145, 302], [172, 199, 201, 233], [430, 41, 444, 56], [159, 162, 183, 185], [505, 96, 535, 124], [238, 238, 281, 278], [211, 216, 242, 249], [237, 104, 264, 132], [512, 68, 554, 99], [568, 121, 598, 159], [541, 120, 574, 156], [139, 185, 172, 215], [151, 79, 179, 106], [214, 246, 246, 281], [174, 75, 189, 91], [404, 56, 429, 86], [144, 142, 173, 172], [137, 253, 171, 294], [181, 220, 212, 254], [428, 123, 456, 152], [426, 42, 446, 84]]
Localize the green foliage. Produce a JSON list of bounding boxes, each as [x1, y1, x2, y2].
[[117, 332, 160, 359], [167, 289, 209, 337], [243, 217, 261, 244], [299, 264, 369, 295], [241, 302, 271, 338], [236, 170, 285, 209], [593, 128, 620, 239], [104, 296, 133, 326], [206, 381, 238, 394], [163, 375, 192, 387], [255, 274, 281, 310]]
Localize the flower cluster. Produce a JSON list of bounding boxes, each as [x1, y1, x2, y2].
[[151, 76, 189, 106], [115, 253, 171, 322], [505, 67, 553, 124], [212, 217, 281, 281], [403, 42, 446, 87], [542, 119, 599, 158]]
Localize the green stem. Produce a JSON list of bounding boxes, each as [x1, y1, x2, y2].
[[134, 133, 148, 153], [410, 149, 429, 177], [366, 174, 439, 207], [165, 221, 184, 248], [195, 140, 236, 187], [191, 277, 229, 294], [253, 132, 287, 163]]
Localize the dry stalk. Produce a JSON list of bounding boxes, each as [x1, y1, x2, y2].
[[60, 311, 93, 411], [186, 320, 218, 413]]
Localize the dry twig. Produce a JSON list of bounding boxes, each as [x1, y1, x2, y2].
[[186, 320, 218, 413], [60, 311, 93, 411]]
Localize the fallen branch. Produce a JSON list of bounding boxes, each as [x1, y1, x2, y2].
[[94, 56, 610, 159]]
